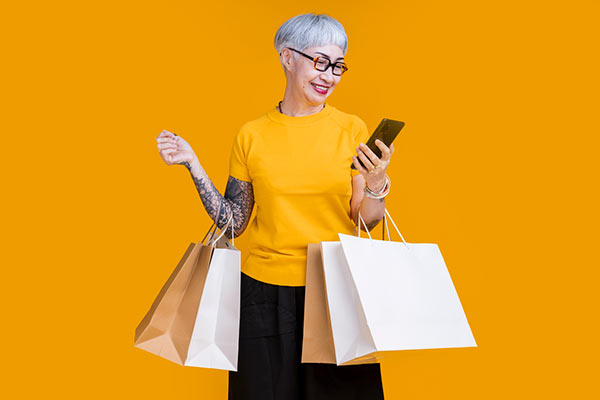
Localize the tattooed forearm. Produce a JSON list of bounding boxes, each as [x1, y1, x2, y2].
[[222, 176, 254, 238], [186, 165, 254, 239]]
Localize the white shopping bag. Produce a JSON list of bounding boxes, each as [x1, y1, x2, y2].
[[320, 241, 379, 365], [184, 215, 241, 370], [322, 209, 476, 365]]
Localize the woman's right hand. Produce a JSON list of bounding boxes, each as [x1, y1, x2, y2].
[[156, 130, 197, 166]]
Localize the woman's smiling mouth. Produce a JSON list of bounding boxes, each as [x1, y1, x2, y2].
[[311, 83, 329, 94]]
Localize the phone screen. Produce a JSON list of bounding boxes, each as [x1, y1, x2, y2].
[[351, 118, 405, 170]]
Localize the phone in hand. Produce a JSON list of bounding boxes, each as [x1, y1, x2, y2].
[[351, 118, 405, 170]]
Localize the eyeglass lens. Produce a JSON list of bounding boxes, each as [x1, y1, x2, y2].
[[314, 57, 347, 76]]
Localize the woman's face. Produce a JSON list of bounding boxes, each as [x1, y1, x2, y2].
[[285, 44, 345, 107]]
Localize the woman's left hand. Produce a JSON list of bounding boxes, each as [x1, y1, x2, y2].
[[352, 140, 395, 192]]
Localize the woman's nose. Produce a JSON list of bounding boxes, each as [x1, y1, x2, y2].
[[319, 68, 334, 83]]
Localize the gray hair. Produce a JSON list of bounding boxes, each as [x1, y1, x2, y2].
[[274, 13, 348, 57]]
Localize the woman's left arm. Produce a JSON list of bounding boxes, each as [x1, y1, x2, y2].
[[349, 140, 395, 231]]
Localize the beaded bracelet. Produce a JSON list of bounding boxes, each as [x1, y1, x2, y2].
[[364, 174, 391, 199]]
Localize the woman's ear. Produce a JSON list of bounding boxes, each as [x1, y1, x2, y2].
[[280, 48, 294, 72]]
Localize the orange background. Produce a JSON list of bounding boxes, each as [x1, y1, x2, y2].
[[2, 0, 598, 398]]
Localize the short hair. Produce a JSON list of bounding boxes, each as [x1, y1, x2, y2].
[[274, 13, 348, 56]]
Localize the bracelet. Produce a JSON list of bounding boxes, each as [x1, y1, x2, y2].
[[367, 176, 388, 194], [364, 174, 391, 199]]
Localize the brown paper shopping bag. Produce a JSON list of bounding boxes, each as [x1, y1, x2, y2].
[[134, 222, 220, 365], [301, 243, 336, 364], [302, 243, 378, 365], [135, 217, 241, 370]]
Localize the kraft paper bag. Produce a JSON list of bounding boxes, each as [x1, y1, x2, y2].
[[135, 216, 241, 370], [302, 243, 336, 364], [302, 243, 378, 365], [327, 209, 477, 364], [134, 241, 204, 365]]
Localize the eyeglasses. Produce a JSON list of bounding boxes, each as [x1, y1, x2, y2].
[[283, 47, 349, 76]]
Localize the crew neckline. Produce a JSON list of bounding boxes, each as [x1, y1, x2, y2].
[[267, 103, 336, 126]]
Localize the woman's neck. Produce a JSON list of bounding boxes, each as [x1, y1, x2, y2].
[[279, 91, 324, 116]]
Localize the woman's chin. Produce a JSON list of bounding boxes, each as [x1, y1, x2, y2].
[[306, 92, 330, 106]]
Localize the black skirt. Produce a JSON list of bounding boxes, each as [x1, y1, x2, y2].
[[228, 272, 385, 400]]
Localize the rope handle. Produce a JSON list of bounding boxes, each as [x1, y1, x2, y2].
[[357, 208, 409, 248], [209, 212, 234, 247], [201, 201, 235, 247]]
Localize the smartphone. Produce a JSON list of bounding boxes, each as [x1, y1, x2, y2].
[[351, 118, 405, 170]]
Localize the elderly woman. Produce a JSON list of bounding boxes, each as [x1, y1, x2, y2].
[[156, 13, 393, 400]]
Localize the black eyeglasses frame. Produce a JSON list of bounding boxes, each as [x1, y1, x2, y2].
[[281, 47, 349, 76]]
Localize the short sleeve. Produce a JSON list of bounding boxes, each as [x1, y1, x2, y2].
[[351, 116, 370, 177], [229, 126, 252, 182]]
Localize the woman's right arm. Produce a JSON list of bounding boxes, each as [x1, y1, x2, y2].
[[156, 130, 254, 238], [185, 160, 254, 238]]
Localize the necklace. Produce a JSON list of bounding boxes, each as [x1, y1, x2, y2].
[[277, 101, 325, 115]]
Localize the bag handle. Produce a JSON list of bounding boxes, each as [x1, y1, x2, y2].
[[200, 201, 235, 247], [201, 201, 221, 245], [356, 209, 372, 239], [357, 209, 409, 248], [201, 221, 218, 244], [383, 208, 408, 246], [209, 212, 234, 247]]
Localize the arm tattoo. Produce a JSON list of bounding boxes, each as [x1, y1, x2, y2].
[[222, 176, 254, 239], [366, 218, 381, 231], [186, 165, 254, 239]]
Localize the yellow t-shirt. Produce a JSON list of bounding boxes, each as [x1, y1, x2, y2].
[[228, 104, 369, 286]]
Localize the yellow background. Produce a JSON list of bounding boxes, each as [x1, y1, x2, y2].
[[2, 0, 598, 398]]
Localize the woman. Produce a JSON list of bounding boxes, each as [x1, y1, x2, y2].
[[156, 13, 394, 400]]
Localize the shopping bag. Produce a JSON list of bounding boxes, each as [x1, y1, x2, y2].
[[134, 240, 203, 364], [134, 215, 241, 370], [320, 240, 379, 365], [321, 209, 477, 365], [302, 243, 379, 365], [184, 222, 240, 370]]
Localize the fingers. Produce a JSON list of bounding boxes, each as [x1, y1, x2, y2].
[[158, 132, 179, 161], [158, 129, 176, 138], [374, 139, 392, 160], [158, 141, 177, 149], [352, 155, 369, 175], [356, 149, 375, 171], [158, 142, 178, 160], [356, 143, 377, 169], [157, 131, 188, 166], [158, 138, 178, 147], [157, 132, 178, 155], [157, 134, 178, 145], [157, 130, 178, 147]]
